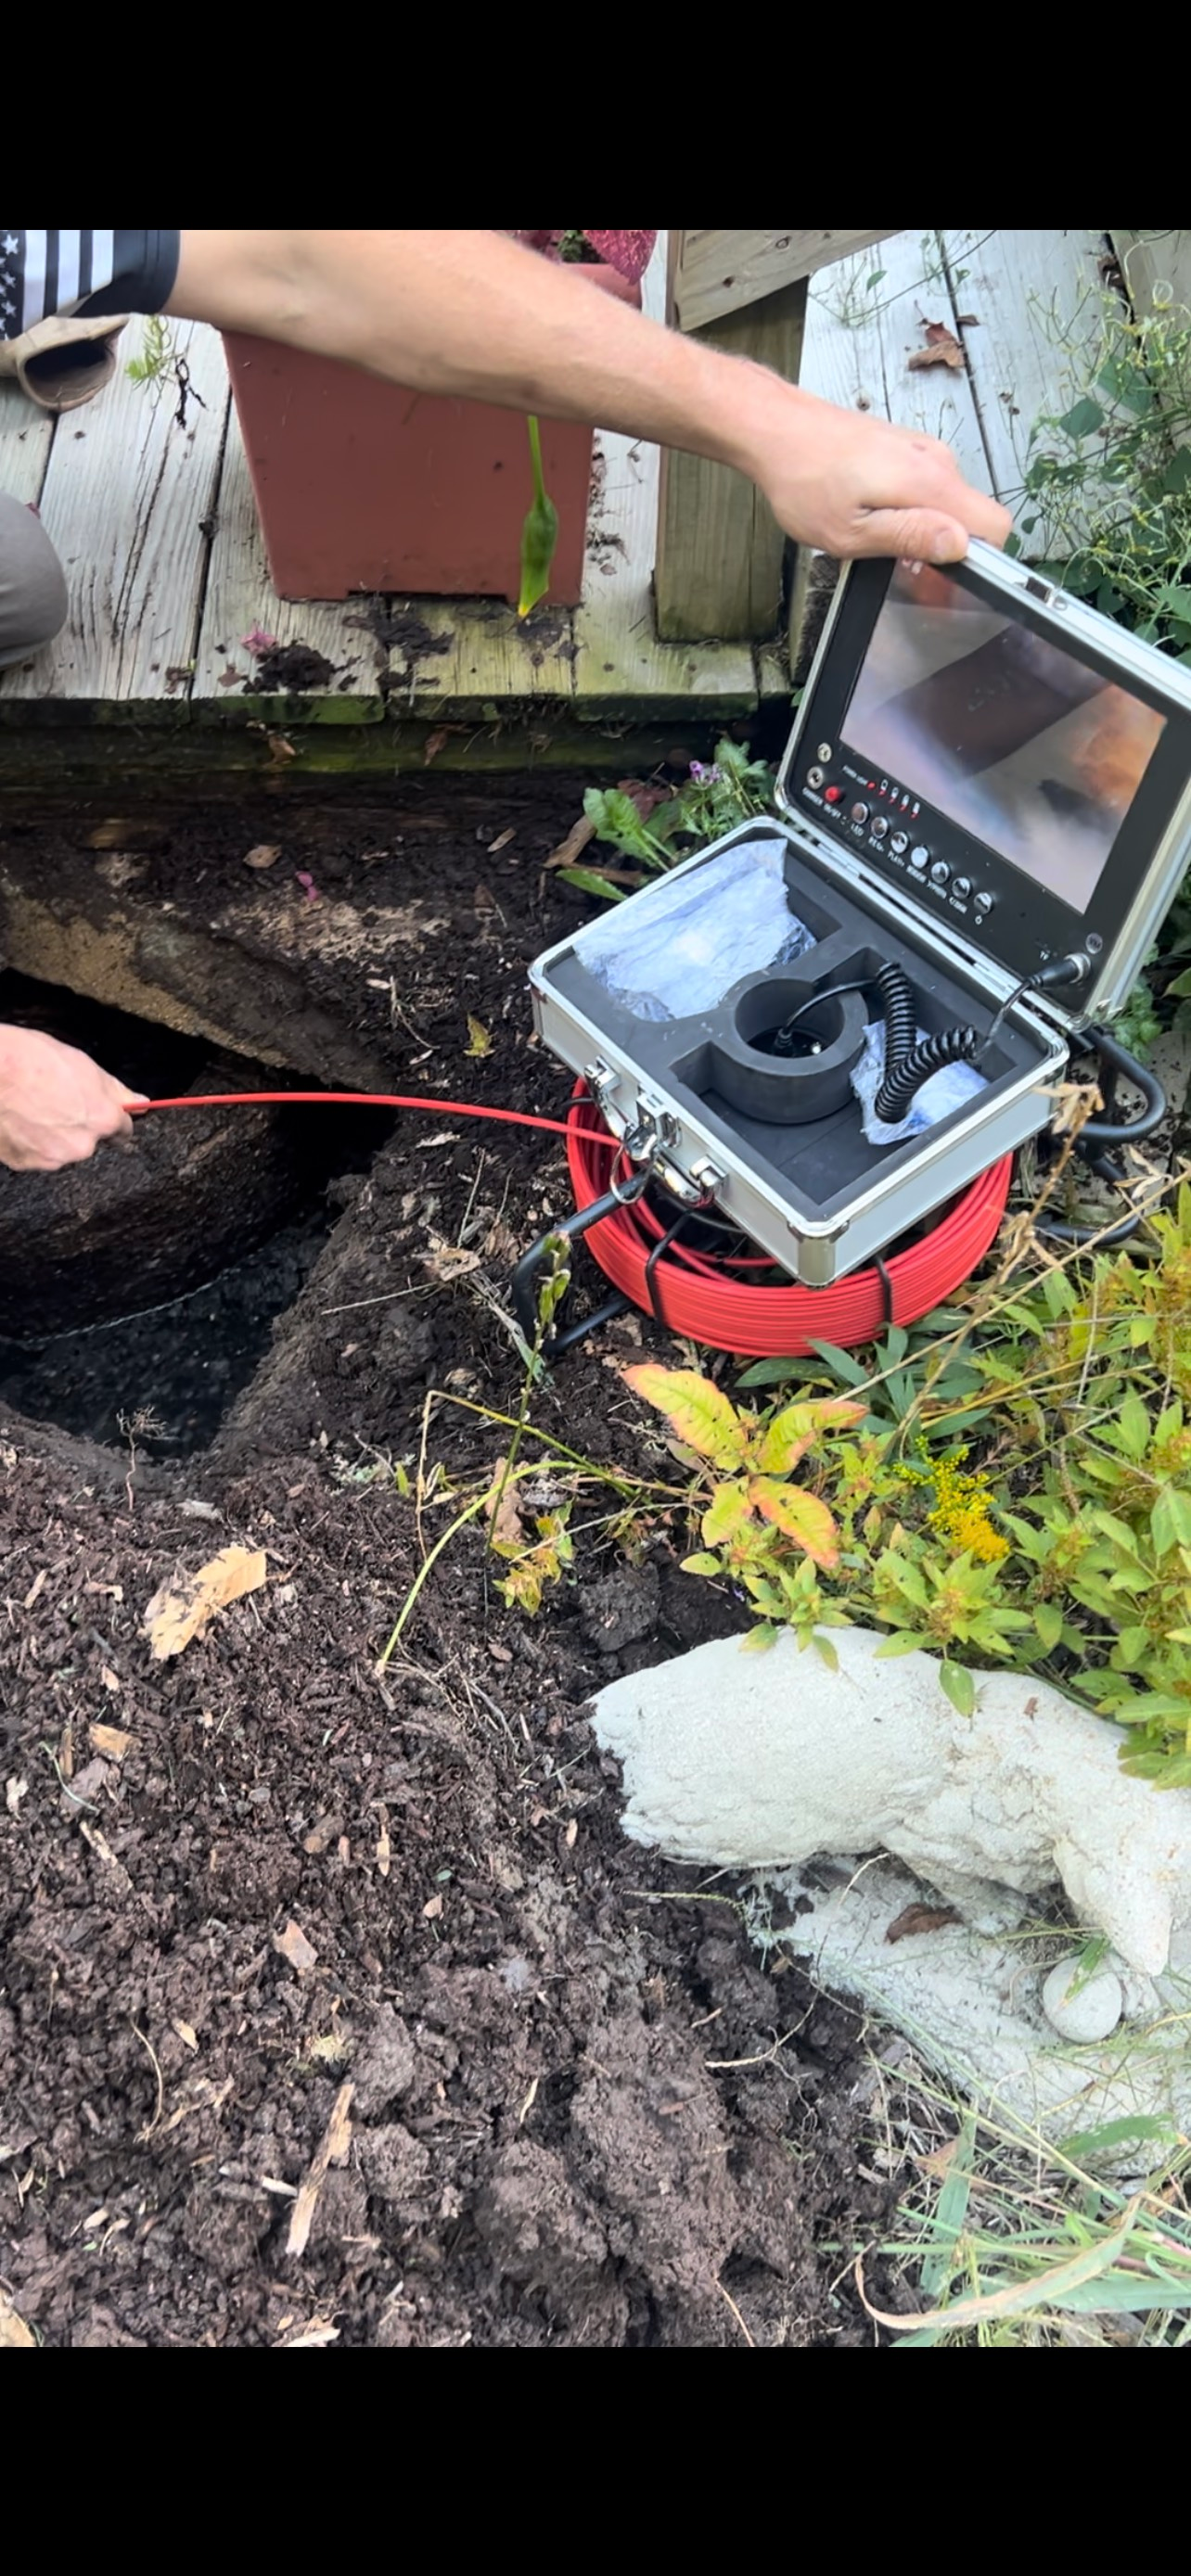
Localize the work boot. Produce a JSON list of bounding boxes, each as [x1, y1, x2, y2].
[[0, 311, 129, 414]]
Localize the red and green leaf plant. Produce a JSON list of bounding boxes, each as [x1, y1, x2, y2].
[[622, 1364, 864, 1661]]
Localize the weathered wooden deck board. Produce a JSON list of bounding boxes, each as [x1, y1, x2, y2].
[[939, 228, 1108, 527], [194, 402, 384, 722], [0, 381, 56, 507], [573, 422, 757, 710], [574, 237, 755, 703], [800, 229, 992, 492], [2, 318, 228, 708], [0, 234, 1119, 756]]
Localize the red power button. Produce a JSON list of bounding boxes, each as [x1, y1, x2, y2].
[[824, 785, 844, 805]]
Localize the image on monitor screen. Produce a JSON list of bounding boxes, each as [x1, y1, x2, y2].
[[843, 564, 1166, 911]]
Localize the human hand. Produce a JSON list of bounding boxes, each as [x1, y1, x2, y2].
[[746, 381, 1012, 564], [0, 1025, 147, 1172]]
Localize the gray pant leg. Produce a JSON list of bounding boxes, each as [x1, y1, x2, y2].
[[0, 492, 68, 669]]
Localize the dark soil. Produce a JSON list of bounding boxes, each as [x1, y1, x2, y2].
[[0, 781, 900, 2348], [250, 643, 339, 694]]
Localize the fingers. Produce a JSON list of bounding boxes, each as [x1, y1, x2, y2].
[[852, 506, 973, 565], [898, 436, 1014, 546]]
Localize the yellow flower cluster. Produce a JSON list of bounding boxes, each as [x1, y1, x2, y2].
[[926, 1454, 1009, 1563]]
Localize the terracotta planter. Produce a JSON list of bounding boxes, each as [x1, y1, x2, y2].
[[224, 265, 641, 606]]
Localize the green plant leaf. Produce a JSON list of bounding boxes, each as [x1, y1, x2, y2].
[[1057, 395, 1105, 440], [748, 1477, 840, 1569], [735, 1356, 807, 1390], [874, 1631, 927, 1657], [680, 1550, 724, 1577], [811, 1632, 839, 1672], [557, 866, 627, 902], [806, 1338, 871, 1388], [1033, 1601, 1064, 1653], [701, 1479, 753, 1545], [622, 1364, 749, 1469], [740, 1622, 779, 1653], [517, 416, 558, 619], [1152, 1486, 1191, 1556], [757, 1395, 864, 1473], [940, 1661, 977, 1718]]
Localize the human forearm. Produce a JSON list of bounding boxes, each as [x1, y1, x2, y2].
[[173, 230, 744, 440], [169, 228, 1011, 562]]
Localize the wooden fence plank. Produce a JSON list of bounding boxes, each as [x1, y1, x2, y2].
[[673, 230, 897, 332]]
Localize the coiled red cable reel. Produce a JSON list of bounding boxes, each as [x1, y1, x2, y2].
[[562, 1084, 1012, 1358]]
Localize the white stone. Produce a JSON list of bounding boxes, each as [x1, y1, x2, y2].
[[592, 1626, 1191, 1978], [1041, 1958, 1124, 2043], [760, 1859, 1190, 2168]]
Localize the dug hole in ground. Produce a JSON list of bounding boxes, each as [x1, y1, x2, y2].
[[3, 783, 1185, 2348], [1, 785, 917, 2353]]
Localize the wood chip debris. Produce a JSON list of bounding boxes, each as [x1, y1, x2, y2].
[[143, 1545, 267, 1661], [0, 2292, 35, 2349], [273, 1919, 319, 1975], [286, 2083, 354, 2258], [90, 1724, 134, 1762]]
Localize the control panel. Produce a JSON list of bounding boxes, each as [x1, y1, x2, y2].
[[802, 747, 999, 933]]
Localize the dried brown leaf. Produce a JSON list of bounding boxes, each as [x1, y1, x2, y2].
[[244, 842, 282, 870], [143, 1545, 266, 1661], [422, 1893, 443, 1920], [173, 2019, 199, 2053], [487, 827, 516, 853], [421, 1240, 481, 1284], [885, 1902, 961, 1945], [907, 320, 966, 373], [545, 814, 597, 871]]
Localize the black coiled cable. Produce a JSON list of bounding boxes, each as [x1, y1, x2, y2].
[[873, 963, 980, 1124], [872, 960, 917, 1074], [775, 954, 1088, 1130]]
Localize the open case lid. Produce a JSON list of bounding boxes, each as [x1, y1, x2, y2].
[[776, 539, 1191, 1024]]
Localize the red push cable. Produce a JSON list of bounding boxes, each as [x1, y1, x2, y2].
[[132, 1090, 614, 1149], [564, 1087, 1012, 1358], [131, 1082, 1012, 1358]]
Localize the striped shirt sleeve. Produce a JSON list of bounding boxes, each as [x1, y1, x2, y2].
[[0, 231, 180, 337]]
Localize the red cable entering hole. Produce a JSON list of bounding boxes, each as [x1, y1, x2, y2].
[[132, 1085, 1012, 1358], [133, 1090, 614, 1149]]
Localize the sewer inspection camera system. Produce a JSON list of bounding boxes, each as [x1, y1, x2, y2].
[[522, 542, 1190, 1357]]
